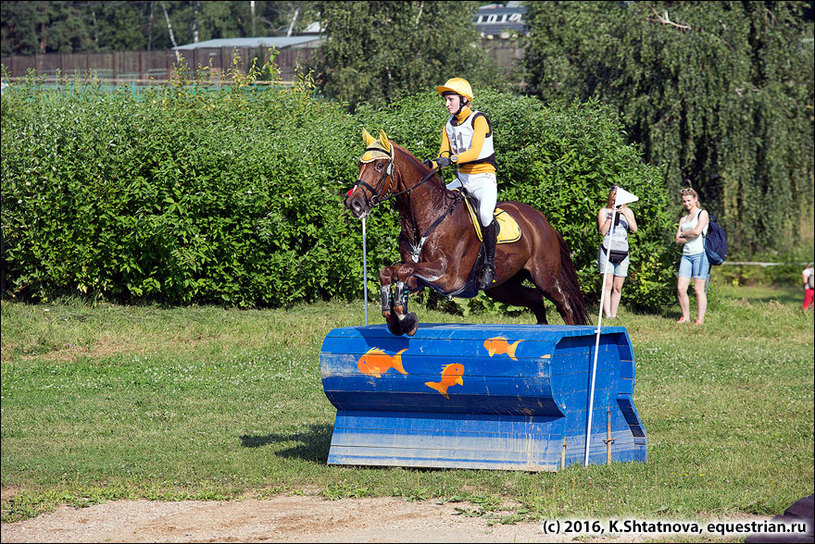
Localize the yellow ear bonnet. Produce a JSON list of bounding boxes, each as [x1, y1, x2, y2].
[[362, 128, 376, 146], [360, 129, 393, 163]]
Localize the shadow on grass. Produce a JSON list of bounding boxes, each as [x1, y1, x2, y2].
[[240, 423, 333, 463]]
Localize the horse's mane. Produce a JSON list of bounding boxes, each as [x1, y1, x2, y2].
[[392, 142, 447, 192], [392, 142, 427, 171]]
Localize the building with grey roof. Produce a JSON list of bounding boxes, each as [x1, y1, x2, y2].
[[173, 36, 323, 51], [474, 2, 528, 39]]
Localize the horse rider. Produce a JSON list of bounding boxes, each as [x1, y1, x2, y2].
[[428, 77, 498, 290]]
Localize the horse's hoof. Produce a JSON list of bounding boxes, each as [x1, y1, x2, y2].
[[386, 319, 404, 336], [402, 313, 419, 337]]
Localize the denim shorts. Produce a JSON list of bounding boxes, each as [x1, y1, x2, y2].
[[678, 251, 710, 279], [597, 247, 629, 277]]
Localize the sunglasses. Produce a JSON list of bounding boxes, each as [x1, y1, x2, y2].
[[680, 188, 694, 194]]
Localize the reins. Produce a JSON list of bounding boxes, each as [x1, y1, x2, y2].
[[354, 146, 465, 262], [400, 189, 463, 263]]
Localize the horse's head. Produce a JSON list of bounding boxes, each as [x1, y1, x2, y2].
[[345, 129, 395, 219]]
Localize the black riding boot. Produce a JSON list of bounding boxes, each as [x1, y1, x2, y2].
[[478, 219, 497, 289]]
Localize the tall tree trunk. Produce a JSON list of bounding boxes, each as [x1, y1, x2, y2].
[[160, 1, 181, 62], [91, 7, 98, 50], [250, 1, 256, 36], [192, 0, 200, 43], [287, 5, 300, 37], [148, 1, 154, 51]]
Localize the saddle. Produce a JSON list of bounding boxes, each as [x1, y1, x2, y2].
[[423, 192, 521, 300], [408, 191, 522, 300], [461, 195, 521, 244]]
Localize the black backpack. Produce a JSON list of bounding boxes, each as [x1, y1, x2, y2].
[[703, 212, 727, 266]]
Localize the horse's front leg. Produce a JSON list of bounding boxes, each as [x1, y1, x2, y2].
[[391, 280, 417, 336], [390, 259, 449, 337], [378, 265, 405, 336]]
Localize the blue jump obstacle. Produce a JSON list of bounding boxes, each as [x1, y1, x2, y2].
[[320, 324, 647, 471]]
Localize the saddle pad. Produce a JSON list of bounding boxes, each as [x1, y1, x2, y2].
[[463, 197, 521, 244]]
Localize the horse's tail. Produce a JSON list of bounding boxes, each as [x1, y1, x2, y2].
[[557, 232, 591, 326]]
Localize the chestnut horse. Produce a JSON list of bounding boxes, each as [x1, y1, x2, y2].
[[345, 130, 589, 336]]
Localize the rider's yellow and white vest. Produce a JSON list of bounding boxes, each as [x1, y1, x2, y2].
[[445, 111, 496, 174]]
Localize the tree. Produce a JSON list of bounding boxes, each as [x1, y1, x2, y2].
[[1, 1, 94, 55], [310, 1, 505, 111], [86, 1, 153, 51], [0, 1, 317, 56], [522, 1, 814, 256]]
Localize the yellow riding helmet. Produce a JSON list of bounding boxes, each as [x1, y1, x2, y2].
[[436, 78, 473, 102]]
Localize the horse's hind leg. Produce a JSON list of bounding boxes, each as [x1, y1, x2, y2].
[[526, 265, 577, 325], [485, 272, 548, 324]]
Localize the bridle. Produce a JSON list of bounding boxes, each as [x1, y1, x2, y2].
[[353, 146, 442, 210], [352, 145, 395, 208], [352, 145, 464, 262]]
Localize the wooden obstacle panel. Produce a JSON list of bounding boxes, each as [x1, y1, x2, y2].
[[320, 324, 647, 471]]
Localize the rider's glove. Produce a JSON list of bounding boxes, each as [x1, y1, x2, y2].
[[434, 156, 452, 168]]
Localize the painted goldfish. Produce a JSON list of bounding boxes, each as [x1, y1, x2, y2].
[[483, 337, 523, 360], [357, 348, 408, 378], [424, 363, 465, 399]]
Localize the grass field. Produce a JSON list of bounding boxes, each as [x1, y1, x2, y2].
[[1, 283, 813, 530]]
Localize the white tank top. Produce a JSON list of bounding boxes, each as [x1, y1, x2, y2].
[[445, 111, 495, 163], [681, 210, 708, 255]]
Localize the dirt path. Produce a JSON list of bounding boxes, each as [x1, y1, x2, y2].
[[2, 495, 780, 543], [1, 496, 559, 543]]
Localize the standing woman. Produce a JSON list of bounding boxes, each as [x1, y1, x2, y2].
[[597, 186, 637, 319], [675, 188, 709, 325]]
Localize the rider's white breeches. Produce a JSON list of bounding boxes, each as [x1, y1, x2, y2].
[[446, 171, 497, 227]]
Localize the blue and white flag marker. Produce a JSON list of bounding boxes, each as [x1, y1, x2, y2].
[[585, 187, 638, 466]]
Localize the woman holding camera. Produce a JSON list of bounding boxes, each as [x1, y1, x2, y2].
[[675, 188, 709, 325], [597, 186, 637, 319]]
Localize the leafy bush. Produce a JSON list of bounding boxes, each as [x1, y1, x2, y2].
[[1, 75, 677, 311], [1, 73, 364, 306]]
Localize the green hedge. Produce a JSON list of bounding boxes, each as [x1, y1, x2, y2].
[[1, 76, 677, 311]]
